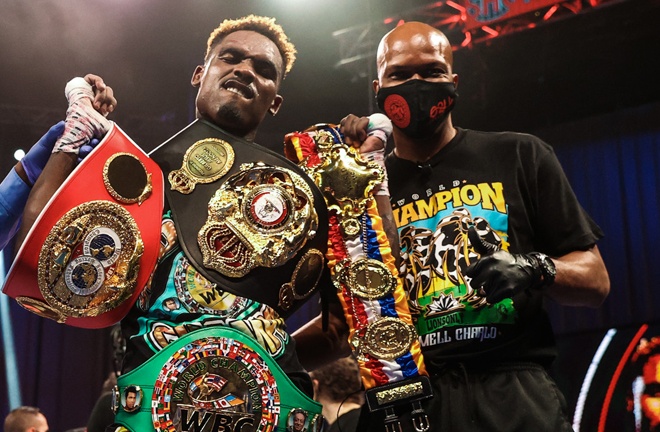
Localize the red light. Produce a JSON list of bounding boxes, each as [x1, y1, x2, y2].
[[543, 4, 559, 20], [461, 32, 472, 47], [481, 26, 499, 37], [446, 0, 466, 12]]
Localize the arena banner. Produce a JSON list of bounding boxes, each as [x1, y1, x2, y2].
[[463, 0, 561, 30]]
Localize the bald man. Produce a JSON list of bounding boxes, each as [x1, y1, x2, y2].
[[4, 406, 49, 432], [324, 22, 610, 431]]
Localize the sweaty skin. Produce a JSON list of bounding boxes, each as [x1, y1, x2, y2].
[[191, 30, 284, 142]]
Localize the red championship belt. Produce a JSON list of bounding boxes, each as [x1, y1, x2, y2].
[[2, 123, 164, 328]]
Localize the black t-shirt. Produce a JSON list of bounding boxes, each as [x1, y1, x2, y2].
[[385, 128, 603, 369], [328, 408, 362, 432]]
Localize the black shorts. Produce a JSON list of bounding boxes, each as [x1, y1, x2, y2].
[[356, 362, 573, 432]]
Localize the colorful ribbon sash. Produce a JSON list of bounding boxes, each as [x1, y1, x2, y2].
[[284, 124, 428, 390]]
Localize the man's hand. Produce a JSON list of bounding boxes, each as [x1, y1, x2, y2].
[[53, 76, 113, 154], [465, 226, 546, 304], [340, 113, 391, 153], [19, 121, 65, 185], [84, 73, 117, 116], [339, 113, 399, 262]]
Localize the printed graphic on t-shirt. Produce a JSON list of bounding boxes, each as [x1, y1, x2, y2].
[[392, 181, 518, 348], [134, 220, 289, 359]]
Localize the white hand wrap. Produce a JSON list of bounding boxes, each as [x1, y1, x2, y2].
[[53, 77, 111, 154], [367, 113, 393, 144], [365, 113, 392, 196]]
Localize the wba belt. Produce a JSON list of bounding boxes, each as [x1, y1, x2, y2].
[[112, 327, 323, 432], [149, 119, 329, 319], [285, 124, 432, 432], [2, 124, 164, 328]]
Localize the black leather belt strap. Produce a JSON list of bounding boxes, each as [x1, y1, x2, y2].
[[150, 119, 329, 318]]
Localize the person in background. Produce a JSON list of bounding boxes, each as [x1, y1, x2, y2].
[[3, 406, 49, 432], [310, 356, 363, 432]]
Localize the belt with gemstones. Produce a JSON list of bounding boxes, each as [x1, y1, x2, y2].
[[2, 123, 164, 329], [112, 326, 323, 432], [284, 124, 433, 432]]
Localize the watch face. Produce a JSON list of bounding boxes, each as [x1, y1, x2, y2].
[[545, 256, 557, 275], [538, 253, 556, 281]]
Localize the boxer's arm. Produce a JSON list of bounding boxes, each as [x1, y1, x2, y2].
[[14, 75, 116, 253], [341, 113, 399, 263], [15, 152, 77, 251]]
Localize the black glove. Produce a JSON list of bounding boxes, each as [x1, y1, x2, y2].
[[465, 226, 545, 304]]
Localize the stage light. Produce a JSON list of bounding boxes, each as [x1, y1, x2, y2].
[[13, 149, 25, 161]]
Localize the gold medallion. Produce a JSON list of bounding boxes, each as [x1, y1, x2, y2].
[[279, 249, 325, 311], [168, 138, 235, 194], [335, 258, 395, 300], [38, 200, 143, 318], [307, 130, 384, 238], [278, 283, 295, 311], [198, 163, 318, 278], [290, 249, 325, 299], [361, 317, 417, 361], [103, 152, 153, 204]]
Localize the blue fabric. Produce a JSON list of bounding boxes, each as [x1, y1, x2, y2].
[[0, 168, 30, 251], [538, 103, 660, 334]]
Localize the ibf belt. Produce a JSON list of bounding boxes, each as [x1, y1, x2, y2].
[[2, 124, 164, 329], [285, 124, 432, 432], [149, 119, 329, 319], [112, 327, 323, 432]]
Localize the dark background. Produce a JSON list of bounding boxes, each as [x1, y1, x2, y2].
[[1, 0, 659, 430], [2, 0, 658, 165]]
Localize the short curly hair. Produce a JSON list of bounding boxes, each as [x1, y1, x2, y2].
[[205, 15, 297, 78], [310, 356, 363, 404]]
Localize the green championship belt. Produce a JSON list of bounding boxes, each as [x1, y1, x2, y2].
[[112, 327, 322, 432]]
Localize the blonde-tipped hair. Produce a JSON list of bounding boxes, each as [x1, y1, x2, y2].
[[205, 15, 296, 77]]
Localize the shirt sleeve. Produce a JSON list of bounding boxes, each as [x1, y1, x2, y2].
[[533, 143, 604, 256], [0, 167, 31, 250]]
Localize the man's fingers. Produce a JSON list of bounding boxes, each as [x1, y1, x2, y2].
[[468, 225, 499, 256], [96, 86, 117, 115], [84, 73, 106, 91], [82, 73, 118, 116], [339, 114, 369, 145]]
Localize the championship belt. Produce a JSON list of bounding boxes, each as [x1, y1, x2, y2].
[[111, 326, 323, 432], [285, 124, 432, 432], [2, 124, 164, 329], [149, 119, 329, 318]]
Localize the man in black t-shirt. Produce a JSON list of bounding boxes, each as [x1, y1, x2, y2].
[[327, 21, 611, 432]]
